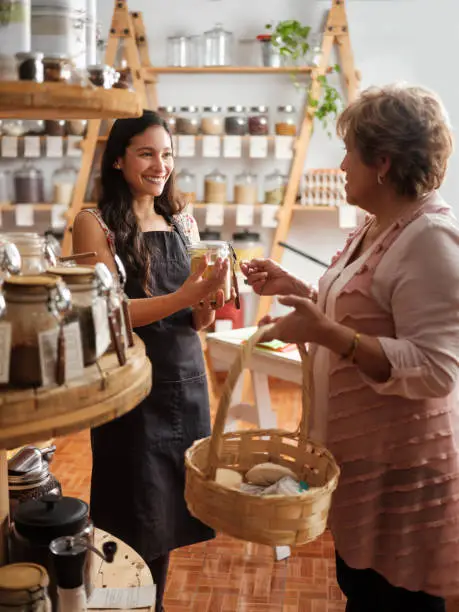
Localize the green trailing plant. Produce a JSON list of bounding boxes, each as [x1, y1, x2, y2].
[[265, 20, 343, 135]]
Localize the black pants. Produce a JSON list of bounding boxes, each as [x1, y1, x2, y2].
[[336, 552, 446, 612], [148, 553, 170, 612]]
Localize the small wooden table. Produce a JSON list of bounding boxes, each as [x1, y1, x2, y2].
[[92, 528, 155, 611]]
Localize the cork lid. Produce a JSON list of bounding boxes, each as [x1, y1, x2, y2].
[[4, 275, 60, 288], [47, 265, 95, 285], [0, 563, 49, 603]]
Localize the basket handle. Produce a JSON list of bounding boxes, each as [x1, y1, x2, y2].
[[205, 325, 310, 480]]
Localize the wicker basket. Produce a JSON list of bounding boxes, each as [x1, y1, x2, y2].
[[185, 326, 340, 547]]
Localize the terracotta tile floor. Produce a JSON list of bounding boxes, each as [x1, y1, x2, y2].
[[52, 377, 346, 612]]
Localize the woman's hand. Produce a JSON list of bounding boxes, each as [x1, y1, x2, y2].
[[178, 256, 228, 307], [240, 258, 317, 301]]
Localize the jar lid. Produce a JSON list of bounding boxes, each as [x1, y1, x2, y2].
[[0, 563, 49, 598], [250, 105, 269, 113], [200, 228, 221, 240], [188, 240, 229, 252], [13, 494, 89, 543], [4, 275, 59, 290], [277, 105, 296, 113], [179, 106, 199, 113], [47, 265, 95, 285], [203, 106, 223, 113], [158, 106, 176, 113], [227, 105, 247, 113], [232, 230, 261, 242]]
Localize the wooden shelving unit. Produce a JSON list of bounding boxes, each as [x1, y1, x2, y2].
[[143, 66, 320, 75]]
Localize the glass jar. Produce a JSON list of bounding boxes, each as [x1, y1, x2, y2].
[[176, 106, 200, 135], [15, 52, 43, 82], [2, 120, 26, 137], [157, 106, 177, 134], [52, 164, 77, 206], [275, 105, 297, 136], [44, 119, 66, 136], [188, 241, 232, 303], [14, 165, 45, 204], [23, 121, 45, 136], [231, 230, 264, 264], [203, 23, 233, 67], [225, 106, 248, 136], [187, 34, 203, 67], [234, 171, 258, 205], [0, 563, 52, 611], [204, 169, 227, 204], [264, 169, 287, 205], [176, 169, 197, 204], [42, 54, 71, 82], [167, 35, 188, 67], [248, 106, 269, 136], [87, 64, 112, 88], [66, 119, 87, 137], [201, 106, 224, 135], [2, 275, 70, 387], [0, 170, 11, 204], [0, 233, 56, 275], [0, 54, 17, 81]]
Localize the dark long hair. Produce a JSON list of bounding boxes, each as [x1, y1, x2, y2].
[[99, 110, 184, 295]]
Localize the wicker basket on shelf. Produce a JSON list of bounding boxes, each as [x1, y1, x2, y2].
[[185, 326, 340, 547]]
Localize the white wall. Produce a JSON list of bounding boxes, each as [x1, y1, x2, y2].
[[96, 0, 459, 314]]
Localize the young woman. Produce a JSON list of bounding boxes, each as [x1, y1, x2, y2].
[[72, 110, 226, 612]]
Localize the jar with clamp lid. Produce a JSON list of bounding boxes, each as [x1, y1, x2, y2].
[[248, 106, 269, 136], [176, 169, 197, 204], [0, 233, 56, 275], [176, 107, 200, 135], [0, 563, 51, 611], [224, 106, 248, 136], [204, 168, 227, 204], [188, 241, 232, 304], [275, 105, 297, 136], [201, 106, 224, 135], [14, 165, 45, 204], [157, 106, 177, 134], [264, 169, 287, 205], [234, 171, 258, 205]]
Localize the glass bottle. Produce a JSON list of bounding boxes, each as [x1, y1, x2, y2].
[[176, 169, 197, 204], [52, 164, 77, 206], [234, 171, 258, 205], [204, 169, 227, 204], [264, 169, 287, 205]]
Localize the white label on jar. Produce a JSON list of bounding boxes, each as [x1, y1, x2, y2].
[[24, 136, 41, 158], [249, 136, 268, 159], [92, 300, 111, 359], [223, 136, 242, 158], [261, 204, 280, 228], [14, 205, 34, 227], [202, 135, 221, 158], [1, 136, 18, 158], [338, 204, 358, 229], [236, 204, 254, 227], [66, 136, 83, 158], [38, 322, 85, 387], [177, 135, 196, 158], [0, 323, 12, 384], [51, 204, 68, 229], [46, 136, 64, 158], [274, 136, 294, 160], [205, 204, 225, 227]]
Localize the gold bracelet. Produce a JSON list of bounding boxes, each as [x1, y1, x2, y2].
[[341, 332, 361, 362]]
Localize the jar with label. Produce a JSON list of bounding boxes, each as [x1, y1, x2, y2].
[[264, 169, 287, 205], [14, 165, 45, 204], [201, 106, 224, 135], [2, 275, 71, 387], [47, 266, 110, 365], [44, 119, 66, 136], [248, 106, 269, 136], [0, 233, 56, 275], [188, 241, 232, 304], [275, 105, 297, 136], [157, 106, 177, 134], [42, 54, 71, 82], [204, 169, 227, 204], [0, 0, 31, 72], [52, 164, 77, 206], [176, 107, 200, 135], [176, 169, 197, 204], [231, 230, 264, 264], [66, 120, 87, 137], [15, 52, 43, 81], [0, 562, 52, 611], [225, 106, 248, 136], [234, 171, 258, 205]]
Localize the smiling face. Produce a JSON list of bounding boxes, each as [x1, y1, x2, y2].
[[117, 125, 174, 199]]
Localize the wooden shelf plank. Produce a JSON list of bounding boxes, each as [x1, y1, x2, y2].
[[144, 66, 315, 75], [0, 203, 56, 211], [192, 203, 337, 210]]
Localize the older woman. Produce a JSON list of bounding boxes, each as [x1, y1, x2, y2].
[[241, 84, 459, 612]]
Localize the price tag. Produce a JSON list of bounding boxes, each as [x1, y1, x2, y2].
[[46, 136, 64, 158], [38, 322, 85, 387], [24, 136, 41, 158], [1, 136, 18, 158], [338, 204, 357, 229], [261, 204, 280, 228], [236, 204, 254, 227], [205, 204, 225, 227], [0, 323, 12, 384], [177, 135, 196, 158], [249, 136, 268, 159], [274, 136, 294, 160], [223, 136, 242, 158], [202, 135, 221, 158], [15, 205, 34, 227], [92, 300, 111, 358], [66, 135, 83, 158], [51, 204, 68, 229]]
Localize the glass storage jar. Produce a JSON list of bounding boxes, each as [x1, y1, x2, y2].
[[176, 106, 200, 135], [2, 120, 26, 136], [157, 106, 177, 134], [0, 563, 52, 612], [14, 165, 45, 204], [66, 119, 87, 137], [231, 230, 264, 264], [15, 52, 43, 81], [187, 34, 203, 67], [167, 35, 188, 67], [201, 106, 224, 135], [52, 163, 77, 206], [234, 171, 258, 205], [203, 23, 233, 67], [188, 241, 232, 304], [87, 64, 112, 88], [275, 105, 297, 136], [204, 168, 227, 204], [0, 233, 56, 275], [176, 169, 197, 204], [0, 170, 11, 204], [0, 54, 17, 81], [248, 106, 269, 135], [2, 275, 71, 387], [225, 106, 248, 136], [264, 169, 287, 205], [42, 54, 71, 82], [0, 0, 31, 68], [44, 119, 66, 136], [22, 120, 44, 136]]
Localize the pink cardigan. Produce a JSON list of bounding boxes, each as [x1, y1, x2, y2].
[[313, 192, 459, 596]]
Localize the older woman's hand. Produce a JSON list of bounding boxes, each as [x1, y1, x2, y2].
[[240, 258, 317, 301]]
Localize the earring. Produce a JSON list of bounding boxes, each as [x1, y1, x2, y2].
[[113, 162, 120, 170], [377, 174, 384, 185]]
